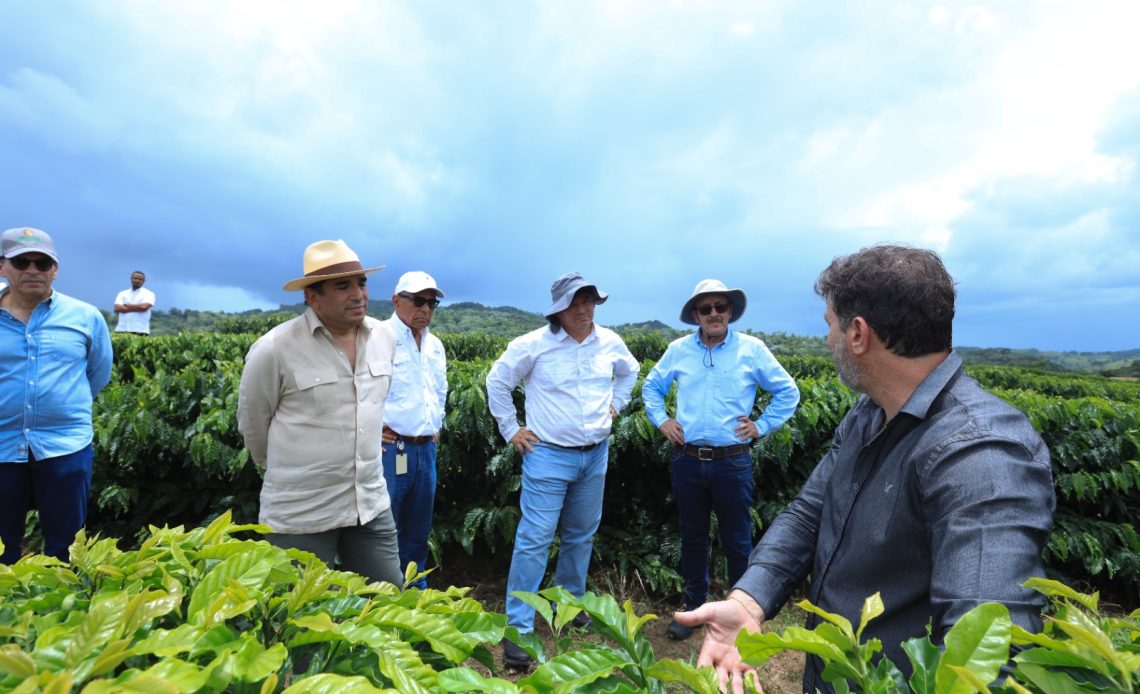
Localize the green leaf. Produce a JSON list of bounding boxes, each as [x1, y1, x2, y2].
[[0, 644, 36, 679], [644, 658, 720, 694], [186, 547, 276, 624], [856, 592, 884, 641], [231, 638, 288, 682], [281, 674, 388, 693], [519, 647, 630, 691], [902, 630, 941, 694], [795, 598, 854, 640], [736, 626, 856, 680], [1013, 663, 1089, 694], [512, 591, 555, 630], [436, 667, 520, 693], [936, 603, 1011, 694], [1022, 577, 1099, 612], [131, 624, 203, 657]]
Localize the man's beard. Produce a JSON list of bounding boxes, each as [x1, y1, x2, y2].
[[832, 338, 863, 391]]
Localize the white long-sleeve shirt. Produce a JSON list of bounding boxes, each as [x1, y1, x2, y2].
[[486, 324, 638, 447], [381, 314, 448, 436]]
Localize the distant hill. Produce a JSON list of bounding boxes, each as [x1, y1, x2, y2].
[[132, 302, 1138, 377]]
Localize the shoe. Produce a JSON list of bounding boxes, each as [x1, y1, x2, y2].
[[571, 611, 592, 629], [501, 638, 533, 670], [666, 618, 695, 641]]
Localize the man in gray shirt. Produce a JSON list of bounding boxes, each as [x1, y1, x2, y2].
[[674, 245, 1055, 694]]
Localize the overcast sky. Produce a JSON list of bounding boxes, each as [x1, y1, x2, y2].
[[3, 1, 1138, 351]]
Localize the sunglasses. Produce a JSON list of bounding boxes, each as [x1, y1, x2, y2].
[[399, 292, 441, 309], [7, 256, 55, 272], [696, 302, 731, 316]]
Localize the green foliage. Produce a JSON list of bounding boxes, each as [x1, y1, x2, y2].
[[736, 579, 1140, 693], [0, 518, 711, 693], [56, 332, 1140, 609]]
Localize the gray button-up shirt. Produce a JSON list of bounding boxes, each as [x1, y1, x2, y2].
[[238, 309, 395, 534], [736, 352, 1054, 692]]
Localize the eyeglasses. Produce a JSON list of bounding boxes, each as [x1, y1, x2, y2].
[[7, 256, 55, 272], [399, 292, 441, 309], [696, 302, 731, 316]]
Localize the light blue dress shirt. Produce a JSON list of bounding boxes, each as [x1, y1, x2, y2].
[[0, 290, 113, 462], [643, 329, 799, 446]]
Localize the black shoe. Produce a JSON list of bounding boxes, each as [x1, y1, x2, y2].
[[666, 618, 695, 641], [501, 638, 533, 670], [571, 611, 592, 629]]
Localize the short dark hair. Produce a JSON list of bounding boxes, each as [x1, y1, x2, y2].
[[547, 315, 563, 334], [814, 244, 956, 357]]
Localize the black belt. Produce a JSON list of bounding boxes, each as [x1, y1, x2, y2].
[[679, 444, 750, 460], [393, 433, 433, 445], [549, 441, 602, 452]]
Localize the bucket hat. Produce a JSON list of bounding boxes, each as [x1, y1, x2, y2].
[[680, 279, 746, 325], [283, 239, 384, 291], [545, 271, 608, 317]]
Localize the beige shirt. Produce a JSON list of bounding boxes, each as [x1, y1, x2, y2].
[[237, 308, 395, 534]]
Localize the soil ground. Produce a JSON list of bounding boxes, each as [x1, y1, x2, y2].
[[433, 557, 805, 693]]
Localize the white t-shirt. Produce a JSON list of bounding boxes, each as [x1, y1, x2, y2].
[[114, 287, 156, 334]]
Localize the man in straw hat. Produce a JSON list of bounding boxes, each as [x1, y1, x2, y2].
[[674, 246, 1054, 694], [237, 239, 402, 586], [1, 227, 113, 564], [486, 271, 639, 669], [643, 279, 800, 641], [380, 270, 448, 589]]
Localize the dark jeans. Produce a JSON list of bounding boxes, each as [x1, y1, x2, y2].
[[381, 439, 437, 589], [670, 448, 756, 609], [0, 444, 94, 564]]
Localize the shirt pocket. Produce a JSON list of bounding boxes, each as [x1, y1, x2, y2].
[[293, 368, 339, 415], [533, 359, 576, 387], [362, 359, 393, 404], [43, 331, 87, 363]]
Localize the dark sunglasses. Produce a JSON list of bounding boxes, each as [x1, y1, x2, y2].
[[696, 302, 731, 316], [7, 256, 55, 272], [399, 292, 440, 309]]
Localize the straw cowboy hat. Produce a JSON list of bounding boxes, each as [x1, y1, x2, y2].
[[680, 279, 747, 325], [545, 271, 609, 317], [282, 239, 384, 291]]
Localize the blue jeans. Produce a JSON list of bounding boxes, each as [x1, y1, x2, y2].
[[0, 444, 94, 564], [381, 439, 437, 589], [506, 441, 608, 632], [671, 449, 755, 609]]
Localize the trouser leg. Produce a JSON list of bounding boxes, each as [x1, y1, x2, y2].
[[553, 443, 607, 597], [31, 445, 94, 562], [671, 451, 712, 609]]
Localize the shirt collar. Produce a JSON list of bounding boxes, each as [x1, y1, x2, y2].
[[303, 306, 372, 337], [898, 351, 962, 420], [387, 312, 428, 342], [689, 327, 736, 350], [548, 323, 596, 344]]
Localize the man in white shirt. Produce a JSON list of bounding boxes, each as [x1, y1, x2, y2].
[[237, 239, 402, 586], [113, 271, 155, 335], [381, 270, 448, 590], [486, 271, 639, 669]]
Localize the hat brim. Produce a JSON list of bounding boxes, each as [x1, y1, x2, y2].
[[283, 265, 384, 291], [681, 289, 746, 325], [545, 283, 608, 317]]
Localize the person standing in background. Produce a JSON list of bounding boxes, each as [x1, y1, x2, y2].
[[113, 270, 155, 335]]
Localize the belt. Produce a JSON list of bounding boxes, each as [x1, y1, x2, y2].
[[548, 441, 602, 452], [392, 433, 434, 445], [679, 444, 750, 461]]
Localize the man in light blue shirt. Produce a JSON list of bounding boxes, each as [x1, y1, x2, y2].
[[486, 271, 639, 670], [0, 227, 113, 564], [643, 279, 799, 640], [381, 270, 448, 590]]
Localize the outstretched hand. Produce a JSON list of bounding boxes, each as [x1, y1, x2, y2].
[[674, 595, 764, 694]]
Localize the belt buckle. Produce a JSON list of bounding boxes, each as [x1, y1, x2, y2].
[[697, 447, 714, 461]]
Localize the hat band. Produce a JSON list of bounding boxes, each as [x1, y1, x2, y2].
[[305, 260, 364, 278]]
